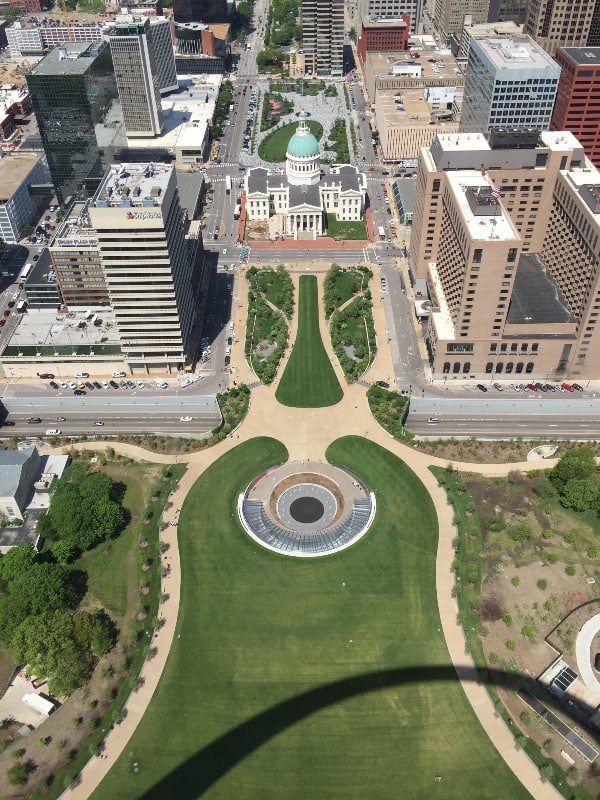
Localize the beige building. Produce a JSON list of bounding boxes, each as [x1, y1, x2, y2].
[[524, 0, 600, 56], [456, 19, 523, 61], [433, 0, 489, 38], [375, 88, 458, 162], [362, 50, 464, 102], [411, 129, 600, 381]]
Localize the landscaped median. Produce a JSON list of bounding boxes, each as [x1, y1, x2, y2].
[[366, 384, 412, 439], [245, 266, 293, 385], [276, 275, 343, 407]]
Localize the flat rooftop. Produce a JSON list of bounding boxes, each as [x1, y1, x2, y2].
[[94, 162, 173, 208], [50, 201, 97, 248], [475, 36, 560, 72], [366, 50, 464, 83], [559, 46, 600, 66], [2, 307, 120, 354], [377, 88, 458, 127], [507, 253, 576, 325], [0, 152, 45, 202], [447, 172, 519, 241], [28, 40, 108, 76]]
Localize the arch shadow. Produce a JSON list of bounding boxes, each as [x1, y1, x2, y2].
[[138, 664, 572, 799]]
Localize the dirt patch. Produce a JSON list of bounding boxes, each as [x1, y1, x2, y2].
[[413, 438, 591, 464]]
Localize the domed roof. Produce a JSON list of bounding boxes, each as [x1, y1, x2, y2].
[[287, 115, 320, 158]]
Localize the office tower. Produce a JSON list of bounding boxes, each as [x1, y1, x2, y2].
[[302, 0, 345, 76], [27, 41, 126, 205], [460, 36, 560, 133], [410, 129, 600, 380], [172, 0, 227, 24], [524, 0, 600, 56], [88, 163, 203, 371], [49, 201, 109, 309], [487, 0, 527, 25], [108, 15, 172, 138], [433, 0, 489, 38], [551, 47, 600, 170], [360, 0, 423, 35], [148, 18, 178, 95], [0, 153, 50, 244]]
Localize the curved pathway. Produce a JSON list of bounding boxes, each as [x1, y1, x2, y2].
[[62, 271, 563, 800], [576, 616, 600, 694]]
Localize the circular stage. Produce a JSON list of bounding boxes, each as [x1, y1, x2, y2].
[[238, 461, 375, 558]]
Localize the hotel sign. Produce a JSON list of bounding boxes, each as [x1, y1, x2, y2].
[[126, 211, 162, 220]]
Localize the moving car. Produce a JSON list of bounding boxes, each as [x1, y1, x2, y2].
[[180, 416, 193, 422], [39, 372, 55, 379], [112, 371, 126, 378], [56, 416, 66, 421], [74, 372, 89, 379], [427, 417, 440, 424], [94, 421, 104, 426], [375, 380, 390, 388], [74, 389, 86, 396], [45, 429, 61, 435], [27, 417, 42, 424]]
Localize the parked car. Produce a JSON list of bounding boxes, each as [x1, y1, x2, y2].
[[561, 382, 575, 392], [109, 380, 119, 389], [112, 371, 126, 378], [526, 383, 538, 391], [49, 381, 59, 390], [74, 372, 89, 378], [572, 383, 584, 392], [39, 372, 55, 379], [376, 380, 390, 388], [476, 384, 488, 392], [493, 383, 503, 391]]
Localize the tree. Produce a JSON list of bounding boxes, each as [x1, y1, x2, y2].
[[9, 563, 78, 618], [349, 26, 357, 43], [550, 446, 597, 491], [7, 761, 27, 786], [0, 543, 37, 586], [73, 610, 115, 656], [560, 476, 600, 511], [52, 540, 77, 565]]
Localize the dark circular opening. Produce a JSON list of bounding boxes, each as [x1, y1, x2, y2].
[[289, 496, 325, 523]]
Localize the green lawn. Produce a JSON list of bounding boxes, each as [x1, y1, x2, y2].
[[258, 120, 323, 162], [91, 437, 530, 800], [275, 275, 343, 407], [325, 213, 368, 240]]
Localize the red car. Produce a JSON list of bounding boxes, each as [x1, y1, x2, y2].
[[44, 215, 50, 221], [0, 320, 6, 327], [368, 167, 376, 171], [3, 309, 9, 317], [561, 382, 575, 392], [526, 383, 538, 391]]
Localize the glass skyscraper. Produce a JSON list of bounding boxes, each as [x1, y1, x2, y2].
[[27, 41, 126, 205]]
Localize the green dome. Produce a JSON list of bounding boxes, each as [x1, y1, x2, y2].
[[287, 130, 320, 158]]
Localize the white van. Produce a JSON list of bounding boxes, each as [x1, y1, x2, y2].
[[74, 372, 89, 379], [152, 378, 168, 389], [45, 428, 61, 435], [22, 693, 56, 716]]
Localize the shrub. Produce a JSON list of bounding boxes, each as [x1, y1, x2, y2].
[[540, 763, 554, 782], [543, 598, 554, 611], [536, 579, 548, 590], [487, 515, 506, 533], [543, 738, 554, 753], [565, 564, 576, 576], [588, 545, 600, 559], [547, 553, 558, 564], [503, 614, 513, 626], [542, 529, 553, 539], [511, 576, 520, 586], [521, 625, 535, 640], [563, 531, 575, 544], [506, 640, 516, 650], [519, 710, 532, 726], [7, 762, 27, 786], [509, 522, 533, 544], [488, 651, 499, 664]]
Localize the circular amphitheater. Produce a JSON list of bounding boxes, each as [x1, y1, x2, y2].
[[238, 461, 376, 557]]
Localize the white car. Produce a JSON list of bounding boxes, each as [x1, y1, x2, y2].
[[94, 421, 104, 426], [191, 374, 203, 382], [74, 372, 89, 379], [112, 371, 125, 378], [180, 416, 193, 422], [225, 347, 231, 356], [136, 380, 145, 388], [223, 247, 228, 254], [67, 381, 77, 389], [59, 381, 67, 389], [101, 380, 110, 388], [179, 378, 192, 388]]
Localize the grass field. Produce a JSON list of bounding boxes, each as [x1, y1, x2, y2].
[[92, 437, 531, 800], [275, 275, 343, 407], [258, 120, 324, 162], [325, 213, 368, 240]]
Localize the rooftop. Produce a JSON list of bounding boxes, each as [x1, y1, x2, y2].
[[0, 445, 37, 499], [448, 172, 519, 241], [475, 36, 560, 72], [559, 46, 600, 66], [507, 253, 575, 325], [27, 40, 108, 77], [377, 87, 458, 128], [94, 162, 173, 209], [365, 50, 464, 84], [50, 201, 97, 248], [0, 152, 46, 202]]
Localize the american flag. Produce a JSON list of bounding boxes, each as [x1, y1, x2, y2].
[[491, 186, 502, 199]]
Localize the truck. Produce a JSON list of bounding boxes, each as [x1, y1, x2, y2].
[[378, 225, 385, 240], [16, 299, 27, 313], [225, 175, 232, 194], [233, 202, 241, 220], [22, 693, 56, 716]]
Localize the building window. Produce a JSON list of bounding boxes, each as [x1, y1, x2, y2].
[[526, 362, 534, 373], [485, 362, 493, 373], [516, 362, 524, 373], [443, 362, 450, 373], [495, 363, 503, 373], [453, 362, 460, 373], [506, 362, 513, 373]]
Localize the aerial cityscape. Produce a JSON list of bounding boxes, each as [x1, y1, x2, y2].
[[0, 0, 600, 796]]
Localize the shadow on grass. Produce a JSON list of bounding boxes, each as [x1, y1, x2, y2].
[[139, 664, 551, 799]]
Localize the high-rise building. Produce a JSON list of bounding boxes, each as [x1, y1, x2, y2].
[[302, 0, 345, 76], [410, 129, 600, 381], [359, 0, 423, 35], [109, 15, 177, 138], [172, 0, 227, 24], [433, 0, 489, 38], [0, 152, 51, 244], [26, 41, 126, 205], [524, 0, 600, 56], [460, 36, 560, 133], [88, 162, 203, 371], [357, 16, 410, 63], [551, 47, 600, 170]]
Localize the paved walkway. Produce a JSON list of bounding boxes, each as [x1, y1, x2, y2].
[[61, 268, 563, 800]]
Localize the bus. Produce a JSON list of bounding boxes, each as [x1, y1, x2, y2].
[[225, 176, 232, 194], [233, 203, 241, 220], [378, 225, 385, 240], [19, 263, 32, 282]]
